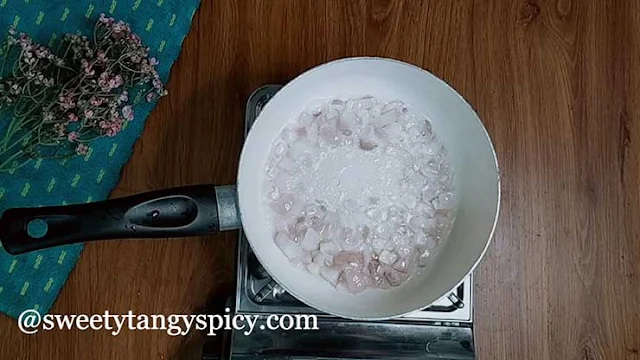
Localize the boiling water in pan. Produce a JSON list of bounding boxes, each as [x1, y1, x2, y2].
[[262, 95, 457, 294]]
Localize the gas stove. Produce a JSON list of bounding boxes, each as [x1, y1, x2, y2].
[[203, 85, 476, 360]]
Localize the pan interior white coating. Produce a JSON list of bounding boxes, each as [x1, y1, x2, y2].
[[237, 57, 500, 320]]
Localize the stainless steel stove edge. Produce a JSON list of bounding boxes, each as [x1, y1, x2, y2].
[[227, 317, 474, 360]]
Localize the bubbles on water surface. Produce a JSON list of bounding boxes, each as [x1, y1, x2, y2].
[[263, 95, 457, 294]]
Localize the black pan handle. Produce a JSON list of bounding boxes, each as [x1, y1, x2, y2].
[[0, 185, 240, 255]]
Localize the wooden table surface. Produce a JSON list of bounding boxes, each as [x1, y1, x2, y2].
[[1, 0, 639, 359]]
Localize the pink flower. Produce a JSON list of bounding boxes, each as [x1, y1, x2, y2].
[[99, 120, 109, 129], [149, 57, 158, 66], [110, 110, 122, 123], [141, 63, 154, 75], [75, 143, 89, 155], [99, 71, 109, 82], [105, 74, 123, 90], [81, 59, 95, 76], [113, 22, 125, 32], [59, 96, 76, 109], [98, 13, 114, 25], [97, 51, 107, 63], [111, 21, 130, 37], [34, 46, 50, 59], [53, 123, 66, 137], [18, 33, 33, 51], [89, 97, 103, 106], [122, 105, 134, 121], [152, 78, 163, 90], [98, 71, 123, 91], [118, 91, 129, 103], [98, 72, 109, 90], [84, 109, 94, 118], [68, 113, 79, 122], [146, 92, 156, 102], [67, 132, 78, 142], [129, 33, 141, 45], [104, 122, 122, 137]]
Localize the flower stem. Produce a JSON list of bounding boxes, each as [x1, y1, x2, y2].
[[0, 149, 24, 170]]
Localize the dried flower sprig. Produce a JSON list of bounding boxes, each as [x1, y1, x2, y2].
[[0, 14, 167, 172]]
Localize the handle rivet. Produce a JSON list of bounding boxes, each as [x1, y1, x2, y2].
[[26, 219, 48, 239]]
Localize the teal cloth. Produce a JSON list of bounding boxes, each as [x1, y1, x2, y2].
[[0, 0, 200, 318]]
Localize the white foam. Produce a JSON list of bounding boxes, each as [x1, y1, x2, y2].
[[262, 96, 457, 293], [298, 143, 406, 211]]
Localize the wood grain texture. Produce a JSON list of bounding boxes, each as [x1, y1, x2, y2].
[[1, 0, 638, 359]]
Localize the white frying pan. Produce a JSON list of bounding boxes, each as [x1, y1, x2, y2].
[[0, 57, 500, 320]]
